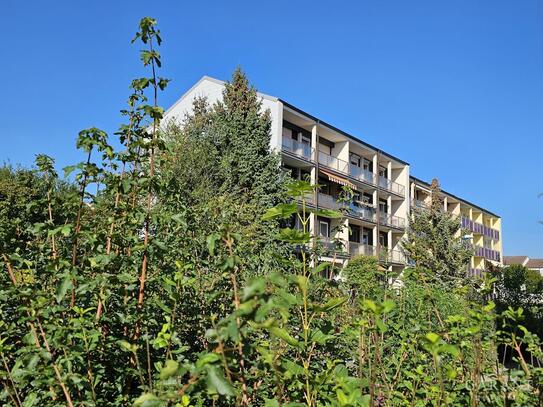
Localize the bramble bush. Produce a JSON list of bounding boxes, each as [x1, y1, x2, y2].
[[0, 17, 542, 407]]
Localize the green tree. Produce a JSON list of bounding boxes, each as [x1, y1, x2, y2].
[[493, 264, 543, 339], [160, 68, 290, 277], [402, 178, 472, 285]]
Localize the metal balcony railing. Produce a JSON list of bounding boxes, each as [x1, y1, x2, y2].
[[282, 138, 313, 161], [468, 268, 484, 278], [348, 204, 376, 222], [378, 176, 405, 196], [474, 245, 501, 262], [349, 164, 376, 185], [461, 216, 499, 240], [411, 199, 429, 209], [318, 151, 349, 174], [379, 213, 406, 229]]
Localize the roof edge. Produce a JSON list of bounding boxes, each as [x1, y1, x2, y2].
[[410, 175, 500, 218], [279, 99, 409, 166]]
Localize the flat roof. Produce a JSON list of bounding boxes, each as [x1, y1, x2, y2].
[[279, 99, 409, 166], [410, 175, 500, 218]]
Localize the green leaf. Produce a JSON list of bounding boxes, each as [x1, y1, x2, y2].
[[277, 228, 310, 244], [207, 233, 221, 255], [159, 359, 179, 380], [206, 365, 235, 396], [269, 326, 300, 347], [196, 353, 221, 369], [286, 180, 314, 197], [308, 208, 343, 219], [425, 332, 440, 344], [320, 297, 347, 312], [262, 203, 298, 221], [133, 393, 162, 407], [242, 277, 266, 301], [55, 274, 73, 304]]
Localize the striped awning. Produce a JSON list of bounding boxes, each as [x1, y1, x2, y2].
[[320, 169, 356, 190]]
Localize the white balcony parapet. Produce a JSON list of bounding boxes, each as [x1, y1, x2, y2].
[[379, 213, 406, 229], [379, 176, 405, 196], [349, 242, 377, 257], [318, 151, 349, 174], [282, 138, 314, 161], [349, 164, 375, 185]]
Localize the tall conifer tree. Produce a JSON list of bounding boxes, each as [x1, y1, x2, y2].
[[402, 178, 472, 284]]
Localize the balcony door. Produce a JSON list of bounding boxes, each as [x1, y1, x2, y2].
[[379, 165, 387, 179], [362, 229, 370, 245], [350, 224, 361, 243], [319, 220, 330, 238], [379, 199, 388, 214], [379, 232, 388, 248]]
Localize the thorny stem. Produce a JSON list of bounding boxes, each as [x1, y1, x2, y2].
[[71, 148, 93, 307], [224, 235, 249, 406], [1, 352, 22, 407], [136, 33, 159, 339]]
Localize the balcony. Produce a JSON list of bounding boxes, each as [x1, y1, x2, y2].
[[318, 151, 349, 174], [309, 192, 343, 211], [411, 199, 429, 209], [461, 217, 500, 240], [282, 138, 313, 161], [349, 164, 376, 185], [379, 213, 406, 229], [348, 243, 406, 264], [348, 203, 376, 222], [319, 236, 347, 254], [474, 245, 501, 262], [387, 249, 406, 264], [468, 268, 484, 278], [349, 242, 376, 257], [379, 176, 405, 196]]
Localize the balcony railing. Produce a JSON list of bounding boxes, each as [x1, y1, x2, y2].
[[461, 216, 500, 240], [282, 138, 313, 161], [348, 203, 376, 222], [319, 236, 347, 254], [379, 176, 405, 196], [468, 268, 484, 278], [474, 245, 501, 262], [411, 199, 429, 209], [349, 242, 377, 257], [349, 164, 375, 185], [388, 249, 406, 264], [318, 151, 349, 174], [348, 243, 406, 264], [379, 213, 406, 229], [307, 193, 343, 211]]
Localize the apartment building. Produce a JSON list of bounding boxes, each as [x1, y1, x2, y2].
[[163, 76, 502, 274], [411, 177, 503, 276]]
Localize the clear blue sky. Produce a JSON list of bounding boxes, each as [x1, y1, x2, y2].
[[2, 0, 542, 256]]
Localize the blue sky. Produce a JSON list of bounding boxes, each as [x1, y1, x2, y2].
[[1, 0, 542, 256]]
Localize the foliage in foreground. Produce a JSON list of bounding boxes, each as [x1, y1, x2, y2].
[[0, 17, 542, 407]]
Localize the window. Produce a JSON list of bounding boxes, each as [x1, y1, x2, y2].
[[319, 221, 330, 238], [379, 232, 388, 248], [379, 199, 388, 214], [350, 153, 361, 167], [379, 165, 387, 178], [363, 158, 372, 172], [362, 230, 370, 245], [350, 225, 361, 242]]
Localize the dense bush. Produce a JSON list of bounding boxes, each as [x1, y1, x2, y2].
[[0, 17, 542, 406]]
